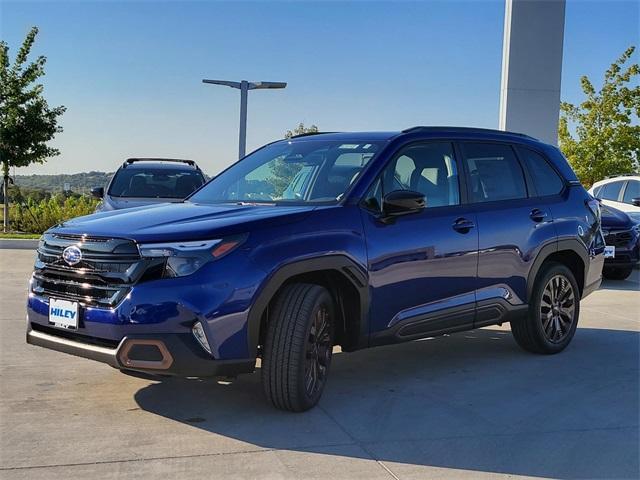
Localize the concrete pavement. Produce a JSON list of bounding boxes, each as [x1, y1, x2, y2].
[[1, 249, 638, 479], [0, 239, 38, 250]]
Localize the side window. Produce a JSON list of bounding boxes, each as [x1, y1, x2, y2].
[[601, 181, 624, 201], [517, 147, 564, 196], [365, 142, 460, 210], [622, 180, 639, 204], [462, 143, 527, 203]]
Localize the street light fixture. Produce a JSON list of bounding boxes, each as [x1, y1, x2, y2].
[[202, 79, 287, 159]]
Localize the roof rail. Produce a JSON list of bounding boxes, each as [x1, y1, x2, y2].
[[123, 158, 196, 168], [604, 173, 637, 179], [401, 126, 537, 140]]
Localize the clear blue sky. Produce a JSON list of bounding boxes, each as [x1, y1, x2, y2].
[[1, 0, 638, 175]]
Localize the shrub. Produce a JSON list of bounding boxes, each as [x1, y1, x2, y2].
[[9, 194, 99, 234]]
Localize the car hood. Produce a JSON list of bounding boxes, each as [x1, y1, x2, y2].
[[103, 196, 183, 210], [52, 202, 316, 242], [600, 205, 634, 230]]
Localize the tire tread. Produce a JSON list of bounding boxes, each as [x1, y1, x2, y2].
[[262, 283, 330, 411]]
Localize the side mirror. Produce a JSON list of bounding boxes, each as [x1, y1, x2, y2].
[[90, 187, 104, 199], [382, 190, 425, 217], [632, 197, 640, 207]]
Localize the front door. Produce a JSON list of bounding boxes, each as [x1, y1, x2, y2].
[[360, 141, 479, 344]]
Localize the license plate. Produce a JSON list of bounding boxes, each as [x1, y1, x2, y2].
[[48, 298, 79, 329], [604, 246, 616, 258]]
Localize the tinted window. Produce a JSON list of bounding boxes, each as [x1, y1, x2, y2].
[[366, 142, 460, 210], [463, 143, 527, 203], [108, 168, 205, 198], [622, 180, 640, 204], [600, 181, 624, 201], [518, 147, 564, 196]]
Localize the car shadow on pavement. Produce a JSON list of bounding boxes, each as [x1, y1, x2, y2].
[[135, 327, 639, 480], [600, 279, 640, 292]]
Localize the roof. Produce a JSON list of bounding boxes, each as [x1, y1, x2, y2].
[[400, 126, 538, 140], [591, 175, 640, 188], [285, 126, 543, 144], [122, 158, 199, 170], [287, 131, 398, 142]]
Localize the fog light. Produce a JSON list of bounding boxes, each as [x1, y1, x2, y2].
[[192, 321, 212, 355]]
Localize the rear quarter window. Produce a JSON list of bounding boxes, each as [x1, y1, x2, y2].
[[592, 185, 603, 198], [517, 147, 564, 196]]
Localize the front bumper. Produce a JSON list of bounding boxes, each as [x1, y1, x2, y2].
[[604, 242, 640, 267], [26, 323, 254, 377], [26, 251, 267, 376]]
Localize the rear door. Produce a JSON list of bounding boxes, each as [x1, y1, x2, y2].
[[460, 142, 558, 325]]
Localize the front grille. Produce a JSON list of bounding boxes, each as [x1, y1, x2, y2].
[[32, 233, 161, 308], [604, 230, 634, 248]]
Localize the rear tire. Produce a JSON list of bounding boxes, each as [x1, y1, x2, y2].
[[511, 262, 580, 354], [261, 283, 334, 412], [603, 265, 633, 281]]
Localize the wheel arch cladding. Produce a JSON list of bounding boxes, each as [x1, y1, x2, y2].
[[527, 240, 587, 301], [247, 255, 369, 357]]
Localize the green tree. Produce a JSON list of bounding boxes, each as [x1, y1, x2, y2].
[[268, 123, 320, 197], [1, 26, 66, 232], [284, 122, 318, 139], [558, 46, 639, 188]]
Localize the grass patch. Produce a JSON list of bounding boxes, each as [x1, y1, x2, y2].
[[0, 232, 41, 239]]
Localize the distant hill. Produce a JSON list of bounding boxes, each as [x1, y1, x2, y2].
[[14, 171, 114, 194]]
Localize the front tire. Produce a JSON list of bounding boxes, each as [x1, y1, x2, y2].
[[511, 262, 580, 354], [261, 283, 334, 412], [603, 265, 633, 281]]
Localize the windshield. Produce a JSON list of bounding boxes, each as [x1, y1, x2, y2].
[[108, 168, 205, 199], [189, 140, 383, 205]]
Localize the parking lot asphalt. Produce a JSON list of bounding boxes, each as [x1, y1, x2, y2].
[[0, 248, 638, 480]]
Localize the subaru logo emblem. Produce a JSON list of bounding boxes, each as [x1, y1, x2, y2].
[[62, 245, 82, 266]]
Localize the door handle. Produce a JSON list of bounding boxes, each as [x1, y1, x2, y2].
[[452, 217, 475, 233], [530, 209, 548, 222]]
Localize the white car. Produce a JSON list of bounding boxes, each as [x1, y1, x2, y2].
[[589, 175, 640, 222]]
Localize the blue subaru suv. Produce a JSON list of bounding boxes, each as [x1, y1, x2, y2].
[[27, 127, 604, 411]]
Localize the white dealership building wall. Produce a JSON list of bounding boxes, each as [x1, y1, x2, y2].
[[499, 0, 566, 145]]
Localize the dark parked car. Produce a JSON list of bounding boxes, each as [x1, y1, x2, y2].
[[600, 204, 640, 280], [91, 158, 206, 211], [27, 127, 604, 411]]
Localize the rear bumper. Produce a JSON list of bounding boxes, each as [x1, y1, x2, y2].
[[26, 324, 255, 378]]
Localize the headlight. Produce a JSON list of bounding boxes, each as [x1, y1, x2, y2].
[[138, 235, 246, 278]]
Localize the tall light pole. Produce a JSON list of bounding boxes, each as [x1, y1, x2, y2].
[[202, 79, 287, 159]]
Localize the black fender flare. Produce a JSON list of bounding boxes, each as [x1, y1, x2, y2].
[[246, 255, 370, 357], [526, 238, 590, 302]]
